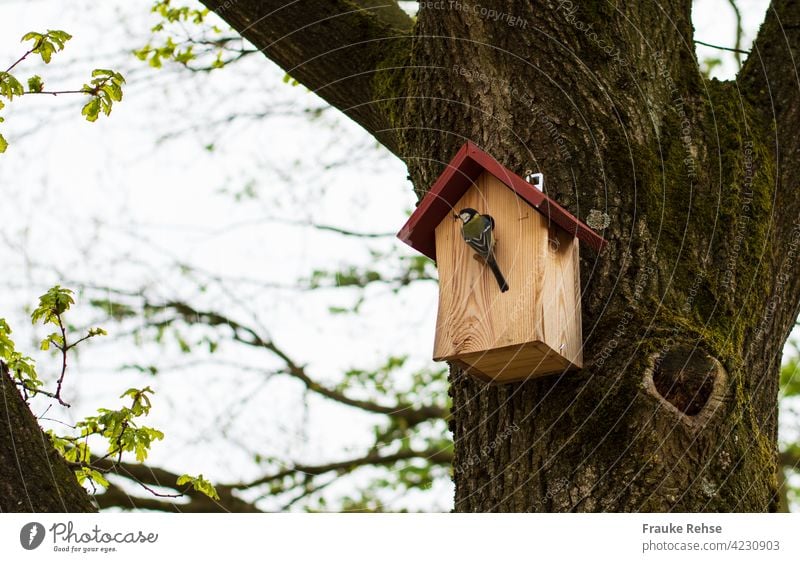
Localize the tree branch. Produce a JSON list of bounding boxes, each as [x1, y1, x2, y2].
[[90, 456, 262, 513], [780, 446, 800, 471], [53, 311, 70, 407], [91, 447, 452, 512], [737, 0, 800, 354], [94, 483, 183, 512], [155, 301, 447, 425], [5, 48, 34, 73], [694, 40, 749, 55], [739, 1, 800, 123], [200, 0, 413, 155], [235, 447, 453, 490], [727, 0, 745, 66]]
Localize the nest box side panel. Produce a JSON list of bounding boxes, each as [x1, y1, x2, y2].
[[433, 171, 548, 361], [541, 227, 584, 368]]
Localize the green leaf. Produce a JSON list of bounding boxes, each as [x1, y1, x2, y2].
[[0, 133, 7, 154], [133, 46, 151, 61], [0, 318, 13, 357], [80, 69, 125, 122], [76, 467, 109, 488], [177, 474, 220, 500], [20, 31, 42, 44], [46, 30, 73, 49], [282, 73, 299, 86], [27, 75, 43, 92], [0, 72, 25, 100], [21, 30, 72, 64], [81, 97, 101, 122], [31, 285, 74, 326], [86, 468, 109, 488]]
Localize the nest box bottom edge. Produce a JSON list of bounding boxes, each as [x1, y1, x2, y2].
[[435, 340, 582, 384]]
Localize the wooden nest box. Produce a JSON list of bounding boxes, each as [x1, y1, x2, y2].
[[397, 142, 606, 383]]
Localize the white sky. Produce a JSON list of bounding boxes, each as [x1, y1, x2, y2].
[[1, 0, 793, 511]]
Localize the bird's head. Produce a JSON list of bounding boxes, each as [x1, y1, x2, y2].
[[455, 208, 478, 224]]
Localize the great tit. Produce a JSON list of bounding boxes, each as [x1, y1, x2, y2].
[[455, 208, 509, 292]]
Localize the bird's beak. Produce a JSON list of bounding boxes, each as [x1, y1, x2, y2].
[[453, 213, 459, 221]]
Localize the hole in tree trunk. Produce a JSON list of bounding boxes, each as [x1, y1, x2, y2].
[[651, 344, 717, 416]]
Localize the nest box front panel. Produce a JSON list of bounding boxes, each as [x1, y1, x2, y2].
[[432, 171, 583, 381]]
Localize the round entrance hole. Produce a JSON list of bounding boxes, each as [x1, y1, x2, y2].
[[651, 344, 718, 416]]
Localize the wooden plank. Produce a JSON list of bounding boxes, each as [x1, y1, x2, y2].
[[433, 171, 584, 381], [456, 341, 578, 383], [541, 227, 583, 368], [464, 143, 607, 253], [434, 172, 548, 359]]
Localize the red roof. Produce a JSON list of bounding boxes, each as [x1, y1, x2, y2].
[[397, 141, 607, 260]]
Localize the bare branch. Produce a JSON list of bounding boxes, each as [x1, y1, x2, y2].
[[295, 221, 394, 238], [5, 49, 34, 73], [727, 0, 745, 66], [53, 312, 70, 407], [90, 457, 262, 513], [91, 446, 452, 511], [694, 40, 749, 55], [155, 301, 447, 425], [279, 478, 336, 511], [200, 0, 413, 154], [94, 483, 184, 512], [235, 447, 453, 490]]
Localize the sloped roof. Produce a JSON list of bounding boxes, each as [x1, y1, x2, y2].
[[397, 141, 607, 260]]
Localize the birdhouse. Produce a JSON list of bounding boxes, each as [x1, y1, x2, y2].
[[397, 142, 606, 383]]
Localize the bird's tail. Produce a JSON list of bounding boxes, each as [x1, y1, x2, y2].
[[486, 254, 509, 292]]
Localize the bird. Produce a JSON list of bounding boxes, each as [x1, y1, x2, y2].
[[455, 208, 509, 292]]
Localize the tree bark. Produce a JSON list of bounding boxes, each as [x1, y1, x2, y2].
[[0, 362, 96, 512], [409, 0, 796, 512], [3, 0, 794, 513], [200, 0, 413, 154], [205, 0, 800, 511]]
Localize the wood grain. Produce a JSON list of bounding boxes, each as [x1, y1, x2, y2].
[[433, 171, 582, 382]]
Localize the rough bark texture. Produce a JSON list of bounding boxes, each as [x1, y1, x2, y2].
[[201, 0, 413, 153], [404, 0, 795, 512], [202, 0, 800, 512], [0, 363, 96, 512]]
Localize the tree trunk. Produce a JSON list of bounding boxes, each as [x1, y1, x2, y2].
[[408, 1, 800, 512], [206, 0, 800, 512], [0, 363, 96, 512]]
